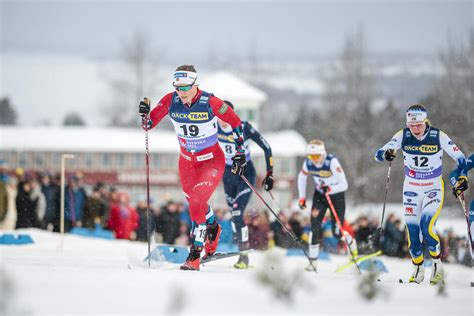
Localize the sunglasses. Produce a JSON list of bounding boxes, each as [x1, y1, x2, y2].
[[174, 85, 193, 92], [308, 154, 323, 160]]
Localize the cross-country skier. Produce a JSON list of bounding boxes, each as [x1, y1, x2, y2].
[[449, 153, 473, 255], [138, 65, 246, 271], [216, 100, 273, 269], [297, 139, 356, 271], [374, 104, 468, 284]]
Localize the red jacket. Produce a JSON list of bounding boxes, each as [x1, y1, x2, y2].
[[107, 204, 138, 239]]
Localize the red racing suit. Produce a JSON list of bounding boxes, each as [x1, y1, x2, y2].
[[147, 89, 243, 225]]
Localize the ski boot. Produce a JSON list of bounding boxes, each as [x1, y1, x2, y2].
[[430, 259, 445, 285], [202, 222, 222, 260], [408, 261, 425, 284], [180, 245, 203, 271], [234, 253, 249, 269], [305, 259, 318, 272]]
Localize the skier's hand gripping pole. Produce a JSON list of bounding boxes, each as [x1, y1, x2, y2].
[[240, 175, 318, 274], [369, 161, 392, 250], [324, 192, 362, 274]]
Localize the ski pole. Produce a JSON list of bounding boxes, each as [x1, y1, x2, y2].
[[240, 175, 318, 274], [379, 161, 392, 231], [324, 192, 362, 274], [458, 193, 473, 260], [143, 97, 152, 268]]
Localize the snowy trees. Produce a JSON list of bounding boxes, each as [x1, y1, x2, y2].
[[102, 30, 163, 127], [62, 113, 86, 126], [421, 30, 473, 154], [0, 98, 17, 125], [293, 27, 404, 203]]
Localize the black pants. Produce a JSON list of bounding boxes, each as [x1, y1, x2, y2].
[[310, 190, 345, 245], [222, 161, 256, 248]]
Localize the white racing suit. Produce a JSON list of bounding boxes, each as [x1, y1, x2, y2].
[[378, 126, 467, 264]]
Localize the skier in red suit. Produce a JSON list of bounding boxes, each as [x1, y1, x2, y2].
[[138, 65, 246, 271]]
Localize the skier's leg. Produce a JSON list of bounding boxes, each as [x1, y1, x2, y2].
[[231, 162, 256, 269], [329, 192, 357, 257], [179, 152, 225, 270], [309, 190, 327, 260], [188, 151, 225, 257], [328, 192, 345, 239], [232, 162, 256, 251], [403, 183, 425, 283], [419, 181, 445, 284], [179, 156, 198, 244]]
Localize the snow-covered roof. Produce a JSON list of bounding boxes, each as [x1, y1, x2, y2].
[[199, 72, 267, 110], [0, 127, 306, 157]]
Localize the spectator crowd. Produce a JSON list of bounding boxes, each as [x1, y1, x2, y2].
[[0, 164, 471, 267]]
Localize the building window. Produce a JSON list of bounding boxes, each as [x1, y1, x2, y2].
[[116, 153, 128, 168], [34, 152, 45, 169], [133, 153, 143, 169], [51, 153, 61, 169], [0, 152, 10, 165], [152, 154, 160, 169], [84, 153, 94, 169], [102, 153, 111, 169], [18, 152, 28, 168], [161, 154, 177, 170]]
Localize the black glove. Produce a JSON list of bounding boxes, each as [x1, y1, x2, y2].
[[384, 149, 396, 162], [452, 176, 468, 198], [262, 172, 274, 191], [231, 153, 247, 176], [138, 98, 150, 117], [321, 184, 331, 194]]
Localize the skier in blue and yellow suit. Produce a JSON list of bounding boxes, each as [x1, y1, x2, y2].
[[375, 104, 468, 284]]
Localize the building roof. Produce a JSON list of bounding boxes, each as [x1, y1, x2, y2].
[[199, 72, 267, 109], [0, 127, 306, 157]]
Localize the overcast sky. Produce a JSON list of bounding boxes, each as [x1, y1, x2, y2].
[[1, 0, 472, 62]]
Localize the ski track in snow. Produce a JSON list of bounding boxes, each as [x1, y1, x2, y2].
[[1, 229, 472, 316]]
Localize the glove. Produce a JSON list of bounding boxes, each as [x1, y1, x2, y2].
[[384, 149, 396, 162], [321, 184, 331, 194], [262, 172, 274, 191], [452, 176, 468, 198], [138, 98, 150, 117], [231, 153, 247, 176], [298, 197, 306, 210]]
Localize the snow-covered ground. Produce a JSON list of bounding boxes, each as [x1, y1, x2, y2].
[[1, 229, 472, 316]]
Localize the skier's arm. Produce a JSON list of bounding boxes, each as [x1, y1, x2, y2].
[[147, 93, 173, 129], [326, 158, 348, 194], [298, 162, 309, 199], [244, 122, 273, 174], [374, 130, 403, 162], [440, 132, 467, 178]]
